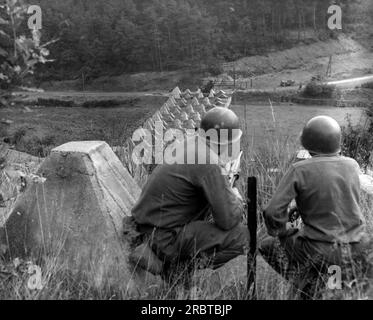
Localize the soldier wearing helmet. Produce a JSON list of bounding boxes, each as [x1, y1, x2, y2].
[[259, 115, 367, 298], [130, 107, 248, 282]]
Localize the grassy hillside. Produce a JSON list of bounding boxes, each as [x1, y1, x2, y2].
[[39, 35, 373, 92]]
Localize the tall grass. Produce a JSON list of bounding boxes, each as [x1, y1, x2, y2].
[[342, 113, 373, 172], [0, 244, 248, 300]]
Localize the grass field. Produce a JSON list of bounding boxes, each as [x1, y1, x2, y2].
[[233, 103, 366, 149], [1, 100, 365, 158], [0, 96, 167, 157]]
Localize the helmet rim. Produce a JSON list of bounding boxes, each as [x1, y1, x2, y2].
[[198, 128, 243, 146]]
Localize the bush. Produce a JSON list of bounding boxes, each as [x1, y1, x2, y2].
[[37, 99, 76, 108], [362, 81, 373, 89], [203, 59, 224, 76], [81, 99, 127, 109], [12, 127, 27, 145], [8, 127, 55, 157], [0, 125, 8, 139], [302, 81, 337, 99], [341, 113, 373, 172], [35, 98, 127, 108], [24, 135, 55, 157]]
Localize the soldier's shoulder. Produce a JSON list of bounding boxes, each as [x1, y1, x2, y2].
[[292, 155, 360, 170], [339, 155, 358, 163], [292, 158, 314, 169], [338, 156, 360, 169]]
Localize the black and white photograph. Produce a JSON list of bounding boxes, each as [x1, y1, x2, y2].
[[0, 0, 373, 305]]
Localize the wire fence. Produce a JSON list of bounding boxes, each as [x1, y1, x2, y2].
[[289, 96, 372, 108], [233, 92, 373, 108], [202, 79, 255, 89]]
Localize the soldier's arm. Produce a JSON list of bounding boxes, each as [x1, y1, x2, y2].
[[200, 165, 244, 231], [263, 166, 298, 237]]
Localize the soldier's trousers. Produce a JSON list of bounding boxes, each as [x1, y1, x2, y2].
[[259, 229, 370, 298], [139, 221, 249, 270]]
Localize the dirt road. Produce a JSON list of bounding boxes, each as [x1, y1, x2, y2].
[[12, 90, 169, 102], [327, 75, 373, 87]]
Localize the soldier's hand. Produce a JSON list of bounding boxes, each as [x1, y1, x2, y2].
[[288, 207, 300, 222], [287, 207, 302, 230]]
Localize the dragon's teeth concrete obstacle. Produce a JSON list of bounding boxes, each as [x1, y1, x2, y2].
[[0, 141, 146, 292], [118, 87, 233, 186]]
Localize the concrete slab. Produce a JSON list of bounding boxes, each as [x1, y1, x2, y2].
[[0, 144, 43, 227]]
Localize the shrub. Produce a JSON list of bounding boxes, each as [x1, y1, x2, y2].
[[362, 81, 373, 90], [0, 125, 8, 138], [81, 99, 127, 109], [24, 136, 55, 157], [341, 113, 373, 172], [12, 127, 27, 145], [0, 156, 5, 168], [7, 127, 56, 157], [203, 59, 224, 76], [37, 99, 76, 108], [302, 81, 337, 99]]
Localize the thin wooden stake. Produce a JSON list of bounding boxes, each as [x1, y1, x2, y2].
[[247, 176, 257, 299]]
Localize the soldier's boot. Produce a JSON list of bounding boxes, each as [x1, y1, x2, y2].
[[129, 243, 164, 275]]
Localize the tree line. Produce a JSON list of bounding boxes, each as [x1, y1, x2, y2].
[[8, 0, 373, 81]]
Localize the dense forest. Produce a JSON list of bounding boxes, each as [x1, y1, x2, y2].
[[4, 0, 373, 81]]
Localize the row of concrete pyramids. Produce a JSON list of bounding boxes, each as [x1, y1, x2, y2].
[[117, 87, 232, 185], [150, 87, 231, 130]]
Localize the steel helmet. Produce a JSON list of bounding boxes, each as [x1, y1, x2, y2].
[[301, 115, 342, 154], [200, 107, 242, 145]]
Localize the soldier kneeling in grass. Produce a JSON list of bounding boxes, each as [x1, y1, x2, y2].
[[129, 107, 249, 285], [260, 115, 370, 299]]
